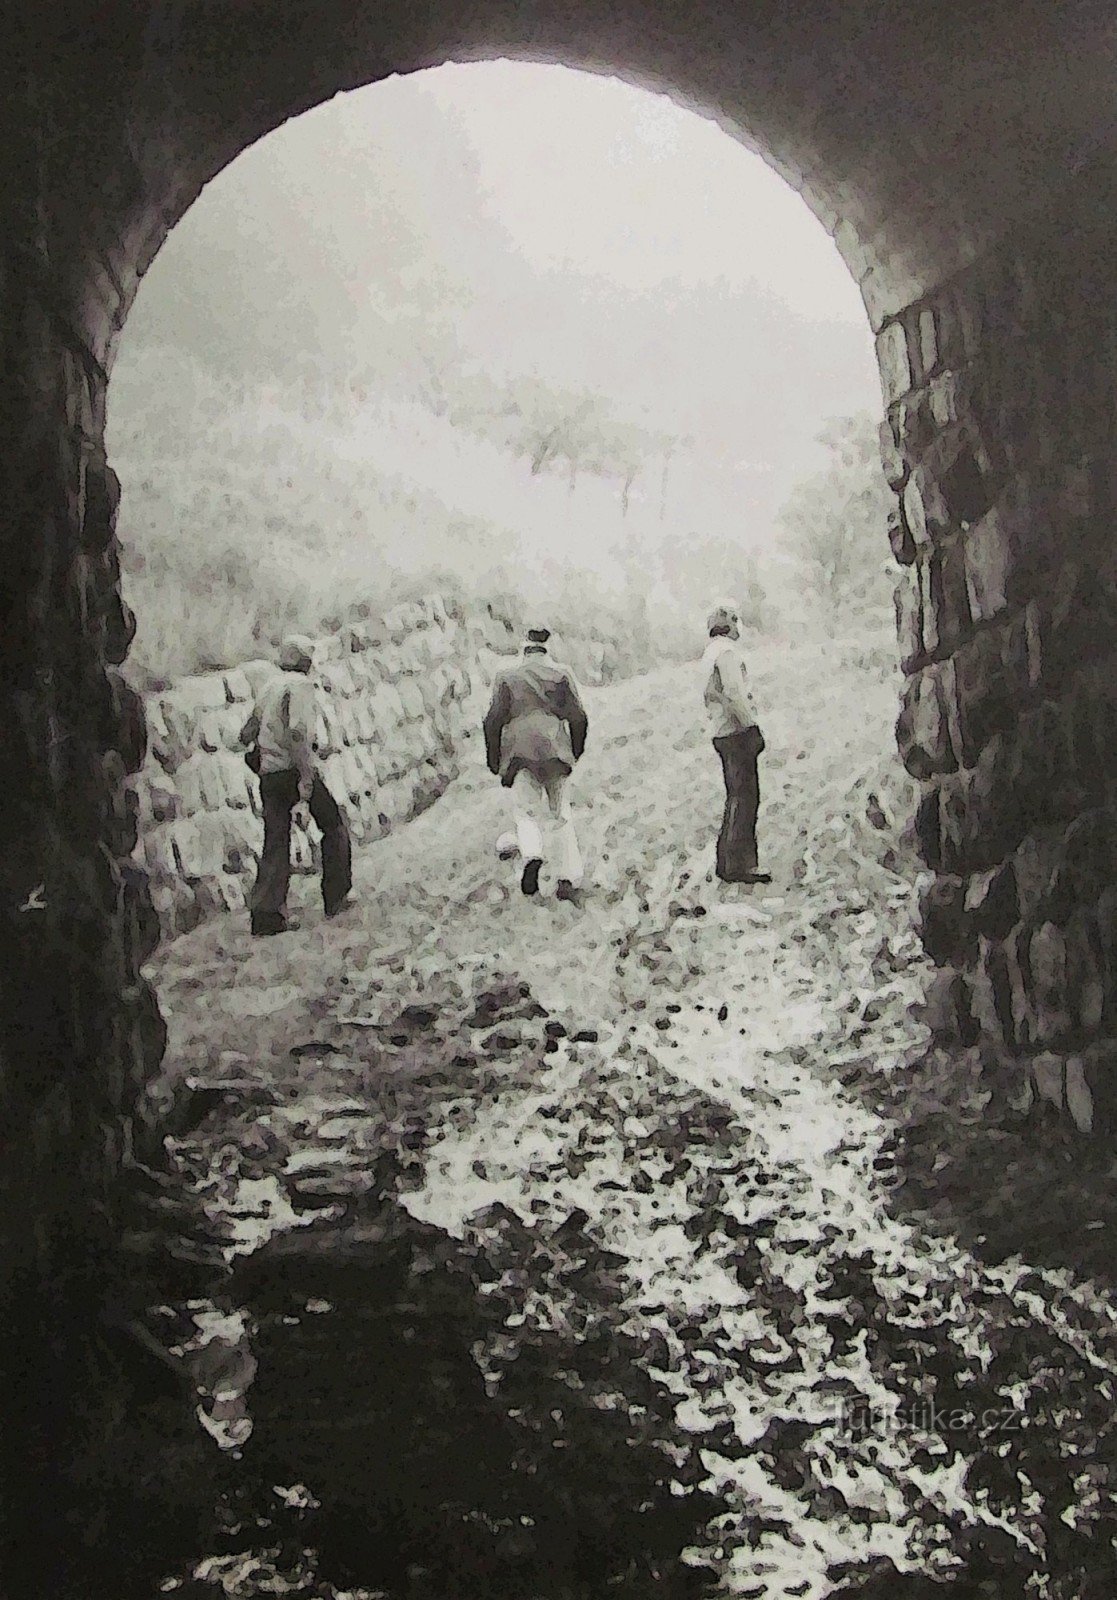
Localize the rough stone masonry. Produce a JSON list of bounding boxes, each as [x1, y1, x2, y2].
[[889, 167, 1117, 1138], [4, 1, 1117, 1594]]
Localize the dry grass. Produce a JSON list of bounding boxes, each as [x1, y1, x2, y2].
[[108, 346, 745, 689]]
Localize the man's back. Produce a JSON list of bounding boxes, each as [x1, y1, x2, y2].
[[498, 655, 581, 722], [484, 651, 588, 786], [256, 670, 317, 775]]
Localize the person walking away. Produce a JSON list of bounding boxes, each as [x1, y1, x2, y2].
[[483, 625, 588, 900], [703, 599, 770, 885], [242, 635, 353, 935]]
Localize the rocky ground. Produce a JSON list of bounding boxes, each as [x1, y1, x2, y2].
[[142, 637, 1117, 1599]]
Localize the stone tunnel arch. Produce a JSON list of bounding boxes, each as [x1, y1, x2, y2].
[[6, 2, 1117, 1593]]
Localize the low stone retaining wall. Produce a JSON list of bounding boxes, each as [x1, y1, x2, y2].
[[129, 595, 616, 937]]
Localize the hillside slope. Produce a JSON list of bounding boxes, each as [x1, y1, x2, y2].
[[144, 639, 1117, 1599]]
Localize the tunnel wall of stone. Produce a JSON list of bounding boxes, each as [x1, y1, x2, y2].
[[130, 598, 615, 937], [0, 313, 190, 1590], [889, 159, 1117, 1135], [7, 7, 1117, 1592]]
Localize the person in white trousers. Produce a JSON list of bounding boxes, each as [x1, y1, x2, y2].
[[483, 625, 588, 900]]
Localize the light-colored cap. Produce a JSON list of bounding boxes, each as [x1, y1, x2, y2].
[[706, 598, 740, 633], [278, 634, 315, 672]]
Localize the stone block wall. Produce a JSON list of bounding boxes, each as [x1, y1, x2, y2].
[[129, 596, 619, 937], [887, 168, 1117, 1134], [9, 6, 1117, 1591]]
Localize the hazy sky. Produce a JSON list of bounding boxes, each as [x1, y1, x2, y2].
[[410, 62, 863, 317], [120, 61, 878, 534]]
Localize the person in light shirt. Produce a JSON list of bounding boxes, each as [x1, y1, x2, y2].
[[243, 635, 352, 935], [702, 599, 770, 885]]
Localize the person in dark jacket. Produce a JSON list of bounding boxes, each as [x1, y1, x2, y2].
[[483, 625, 589, 899], [702, 599, 771, 885], [242, 635, 352, 935]]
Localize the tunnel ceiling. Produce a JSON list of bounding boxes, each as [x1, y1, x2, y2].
[[9, 0, 1117, 348]]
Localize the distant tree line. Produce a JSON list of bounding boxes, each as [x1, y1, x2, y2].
[[777, 413, 894, 625], [361, 358, 689, 514]]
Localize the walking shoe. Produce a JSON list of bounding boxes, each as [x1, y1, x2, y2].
[[324, 894, 355, 919], [251, 913, 299, 936], [742, 872, 772, 885], [520, 858, 543, 896]]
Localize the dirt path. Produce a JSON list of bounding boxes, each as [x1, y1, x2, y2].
[[150, 644, 1117, 1599]]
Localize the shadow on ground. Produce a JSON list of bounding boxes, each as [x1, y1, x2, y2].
[[226, 1200, 722, 1598], [149, 975, 724, 1599], [856, 1041, 1117, 1288]]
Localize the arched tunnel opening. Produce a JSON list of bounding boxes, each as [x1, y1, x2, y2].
[[5, 5, 1117, 1597], [103, 60, 920, 1599]]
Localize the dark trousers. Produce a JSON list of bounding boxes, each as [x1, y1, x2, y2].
[[713, 731, 761, 882], [250, 769, 352, 923]]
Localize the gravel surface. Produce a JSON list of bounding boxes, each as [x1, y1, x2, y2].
[[147, 641, 1117, 1598]]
